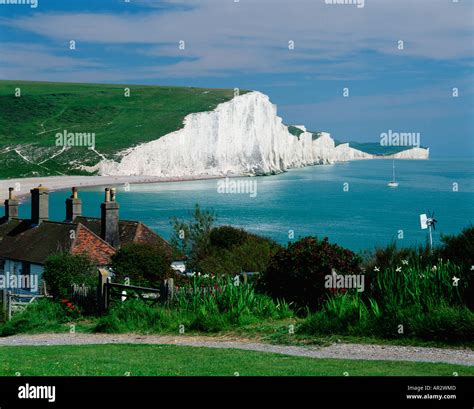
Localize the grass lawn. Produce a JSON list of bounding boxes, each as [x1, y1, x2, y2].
[[0, 344, 472, 376]]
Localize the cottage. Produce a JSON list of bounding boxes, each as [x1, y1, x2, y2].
[[0, 185, 174, 295]]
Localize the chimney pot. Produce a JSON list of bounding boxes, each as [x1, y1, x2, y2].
[[30, 186, 49, 225], [104, 188, 111, 202], [65, 187, 82, 222], [4, 187, 19, 220], [101, 187, 120, 248]]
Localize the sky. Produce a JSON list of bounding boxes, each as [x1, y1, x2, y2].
[[0, 0, 473, 156]]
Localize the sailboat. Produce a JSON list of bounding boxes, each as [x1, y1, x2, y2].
[[387, 160, 399, 187]]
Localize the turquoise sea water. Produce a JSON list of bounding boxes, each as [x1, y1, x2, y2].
[[14, 158, 474, 252]]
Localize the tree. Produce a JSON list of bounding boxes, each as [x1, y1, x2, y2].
[[111, 243, 172, 288], [43, 253, 97, 299], [170, 204, 216, 269]]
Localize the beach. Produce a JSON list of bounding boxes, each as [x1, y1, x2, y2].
[[0, 174, 223, 202]]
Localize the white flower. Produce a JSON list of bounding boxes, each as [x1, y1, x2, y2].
[[396, 267, 402, 272], [374, 266, 380, 272], [431, 266, 437, 272], [402, 259, 409, 265]]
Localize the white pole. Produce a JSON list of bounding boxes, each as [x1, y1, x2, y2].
[[428, 225, 433, 252]]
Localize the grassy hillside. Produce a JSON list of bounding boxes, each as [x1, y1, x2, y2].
[[333, 140, 424, 156], [0, 80, 242, 178]]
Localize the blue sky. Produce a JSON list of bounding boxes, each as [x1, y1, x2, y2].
[[0, 0, 473, 156]]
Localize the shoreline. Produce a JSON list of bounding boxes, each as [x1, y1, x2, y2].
[[0, 174, 228, 202], [0, 152, 432, 202]]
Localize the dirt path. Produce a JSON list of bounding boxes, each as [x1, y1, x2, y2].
[[0, 333, 472, 366]]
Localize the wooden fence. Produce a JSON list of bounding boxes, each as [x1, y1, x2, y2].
[[0, 290, 49, 321], [98, 270, 174, 313]]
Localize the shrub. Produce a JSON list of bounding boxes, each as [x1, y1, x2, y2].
[[261, 237, 362, 311], [440, 226, 474, 268], [409, 305, 474, 342], [111, 243, 172, 288], [196, 233, 281, 276], [43, 253, 97, 299], [209, 226, 249, 250]]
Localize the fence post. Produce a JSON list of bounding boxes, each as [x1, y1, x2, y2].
[[97, 268, 110, 314], [162, 278, 174, 305], [7, 291, 12, 321]]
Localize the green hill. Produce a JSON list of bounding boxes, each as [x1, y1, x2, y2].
[[0, 80, 243, 178]]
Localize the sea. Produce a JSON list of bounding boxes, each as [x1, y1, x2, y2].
[[14, 158, 474, 253]]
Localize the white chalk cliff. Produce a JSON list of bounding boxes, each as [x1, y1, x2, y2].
[[96, 92, 429, 177]]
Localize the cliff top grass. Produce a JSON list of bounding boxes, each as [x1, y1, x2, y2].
[[0, 80, 247, 178]]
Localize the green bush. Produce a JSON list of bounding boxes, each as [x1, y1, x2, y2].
[[261, 237, 362, 311], [209, 226, 249, 250], [440, 226, 474, 268], [196, 234, 281, 276], [111, 243, 172, 288], [43, 253, 97, 299], [409, 305, 474, 342]]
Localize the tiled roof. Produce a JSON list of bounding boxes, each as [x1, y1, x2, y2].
[[71, 224, 116, 265], [0, 220, 114, 265], [75, 216, 174, 255]]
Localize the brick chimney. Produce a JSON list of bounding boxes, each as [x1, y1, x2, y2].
[[4, 187, 19, 220], [100, 187, 120, 248], [31, 185, 48, 225], [65, 187, 82, 222]]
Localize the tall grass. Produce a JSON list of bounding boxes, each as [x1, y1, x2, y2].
[[301, 260, 474, 342], [369, 260, 465, 312], [0, 300, 67, 336], [175, 275, 292, 320], [95, 275, 293, 334]]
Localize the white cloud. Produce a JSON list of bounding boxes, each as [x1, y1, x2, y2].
[[0, 0, 472, 80]]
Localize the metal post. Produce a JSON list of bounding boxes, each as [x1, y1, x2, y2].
[[428, 225, 433, 252]]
